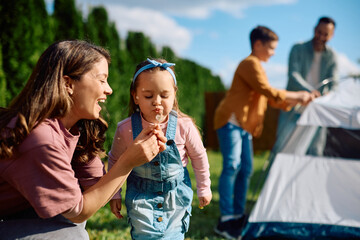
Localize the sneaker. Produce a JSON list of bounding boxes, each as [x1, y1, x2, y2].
[[233, 214, 249, 239], [214, 219, 242, 239], [235, 214, 249, 229]]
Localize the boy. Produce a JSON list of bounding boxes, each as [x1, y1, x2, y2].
[[213, 26, 312, 239]]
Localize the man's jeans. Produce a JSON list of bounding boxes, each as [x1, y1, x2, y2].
[[217, 123, 253, 217]]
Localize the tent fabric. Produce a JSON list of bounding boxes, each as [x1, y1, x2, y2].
[[242, 153, 360, 239], [298, 78, 360, 129], [243, 222, 360, 240], [243, 77, 360, 239], [248, 153, 360, 226], [281, 126, 318, 155]]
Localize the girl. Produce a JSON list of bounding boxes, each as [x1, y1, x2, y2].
[[0, 40, 166, 240], [108, 58, 212, 239]]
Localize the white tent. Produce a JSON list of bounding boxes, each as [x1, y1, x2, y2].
[[242, 77, 360, 239]]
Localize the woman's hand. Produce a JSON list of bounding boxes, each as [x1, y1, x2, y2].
[[121, 125, 167, 169], [153, 124, 167, 152], [67, 125, 167, 223]]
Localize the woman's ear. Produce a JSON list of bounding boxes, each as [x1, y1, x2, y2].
[[63, 75, 74, 96]]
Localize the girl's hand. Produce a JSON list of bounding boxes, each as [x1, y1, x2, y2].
[[199, 194, 212, 208], [109, 199, 123, 219]]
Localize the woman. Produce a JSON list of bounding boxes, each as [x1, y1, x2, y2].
[[0, 40, 167, 239]]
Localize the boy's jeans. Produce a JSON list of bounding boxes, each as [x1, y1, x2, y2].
[[217, 122, 253, 217]]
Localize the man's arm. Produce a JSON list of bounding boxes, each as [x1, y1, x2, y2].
[[288, 45, 315, 92]]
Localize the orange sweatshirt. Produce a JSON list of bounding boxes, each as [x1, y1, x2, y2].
[[214, 55, 291, 137]]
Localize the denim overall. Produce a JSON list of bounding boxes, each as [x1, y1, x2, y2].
[[125, 110, 193, 240]]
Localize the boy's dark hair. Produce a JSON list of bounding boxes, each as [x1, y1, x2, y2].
[[250, 26, 279, 49], [317, 16, 336, 28]]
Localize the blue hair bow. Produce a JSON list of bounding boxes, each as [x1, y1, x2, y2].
[[132, 58, 176, 85]]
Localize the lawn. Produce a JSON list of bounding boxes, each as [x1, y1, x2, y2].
[[86, 150, 270, 240]]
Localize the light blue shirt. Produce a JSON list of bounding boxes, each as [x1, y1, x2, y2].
[[286, 39, 338, 92], [276, 40, 338, 148]]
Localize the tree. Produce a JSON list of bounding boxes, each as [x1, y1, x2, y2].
[[126, 32, 158, 65], [85, 6, 131, 150], [161, 46, 176, 62], [32, 0, 54, 51], [175, 59, 224, 131], [53, 0, 84, 40], [0, 0, 52, 103], [0, 0, 225, 148], [0, 44, 6, 107]]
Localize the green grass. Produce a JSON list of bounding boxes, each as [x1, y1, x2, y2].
[[86, 150, 269, 240]]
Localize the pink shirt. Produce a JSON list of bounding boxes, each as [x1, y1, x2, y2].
[[108, 114, 211, 198], [0, 118, 105, 218]]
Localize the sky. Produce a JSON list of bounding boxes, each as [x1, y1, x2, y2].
[[46, 0, 360, 89]]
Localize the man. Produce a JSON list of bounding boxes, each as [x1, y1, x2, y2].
[[276, 16, 338, 151]]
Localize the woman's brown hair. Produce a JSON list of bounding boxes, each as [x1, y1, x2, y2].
[[0, 40, 111, 163]]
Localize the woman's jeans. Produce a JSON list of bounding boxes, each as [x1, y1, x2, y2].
[[0, 208, 89, 240], [217, 123, 253, 217]]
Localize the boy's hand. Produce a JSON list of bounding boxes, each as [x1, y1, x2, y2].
[[311, 90, 321, 98], [297, 91, 313, 105], [286, 90, 314, 107], [110, 199, 123, 219]]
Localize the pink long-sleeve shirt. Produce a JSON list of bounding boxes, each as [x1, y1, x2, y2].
[[108, 113, 211, 198]]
